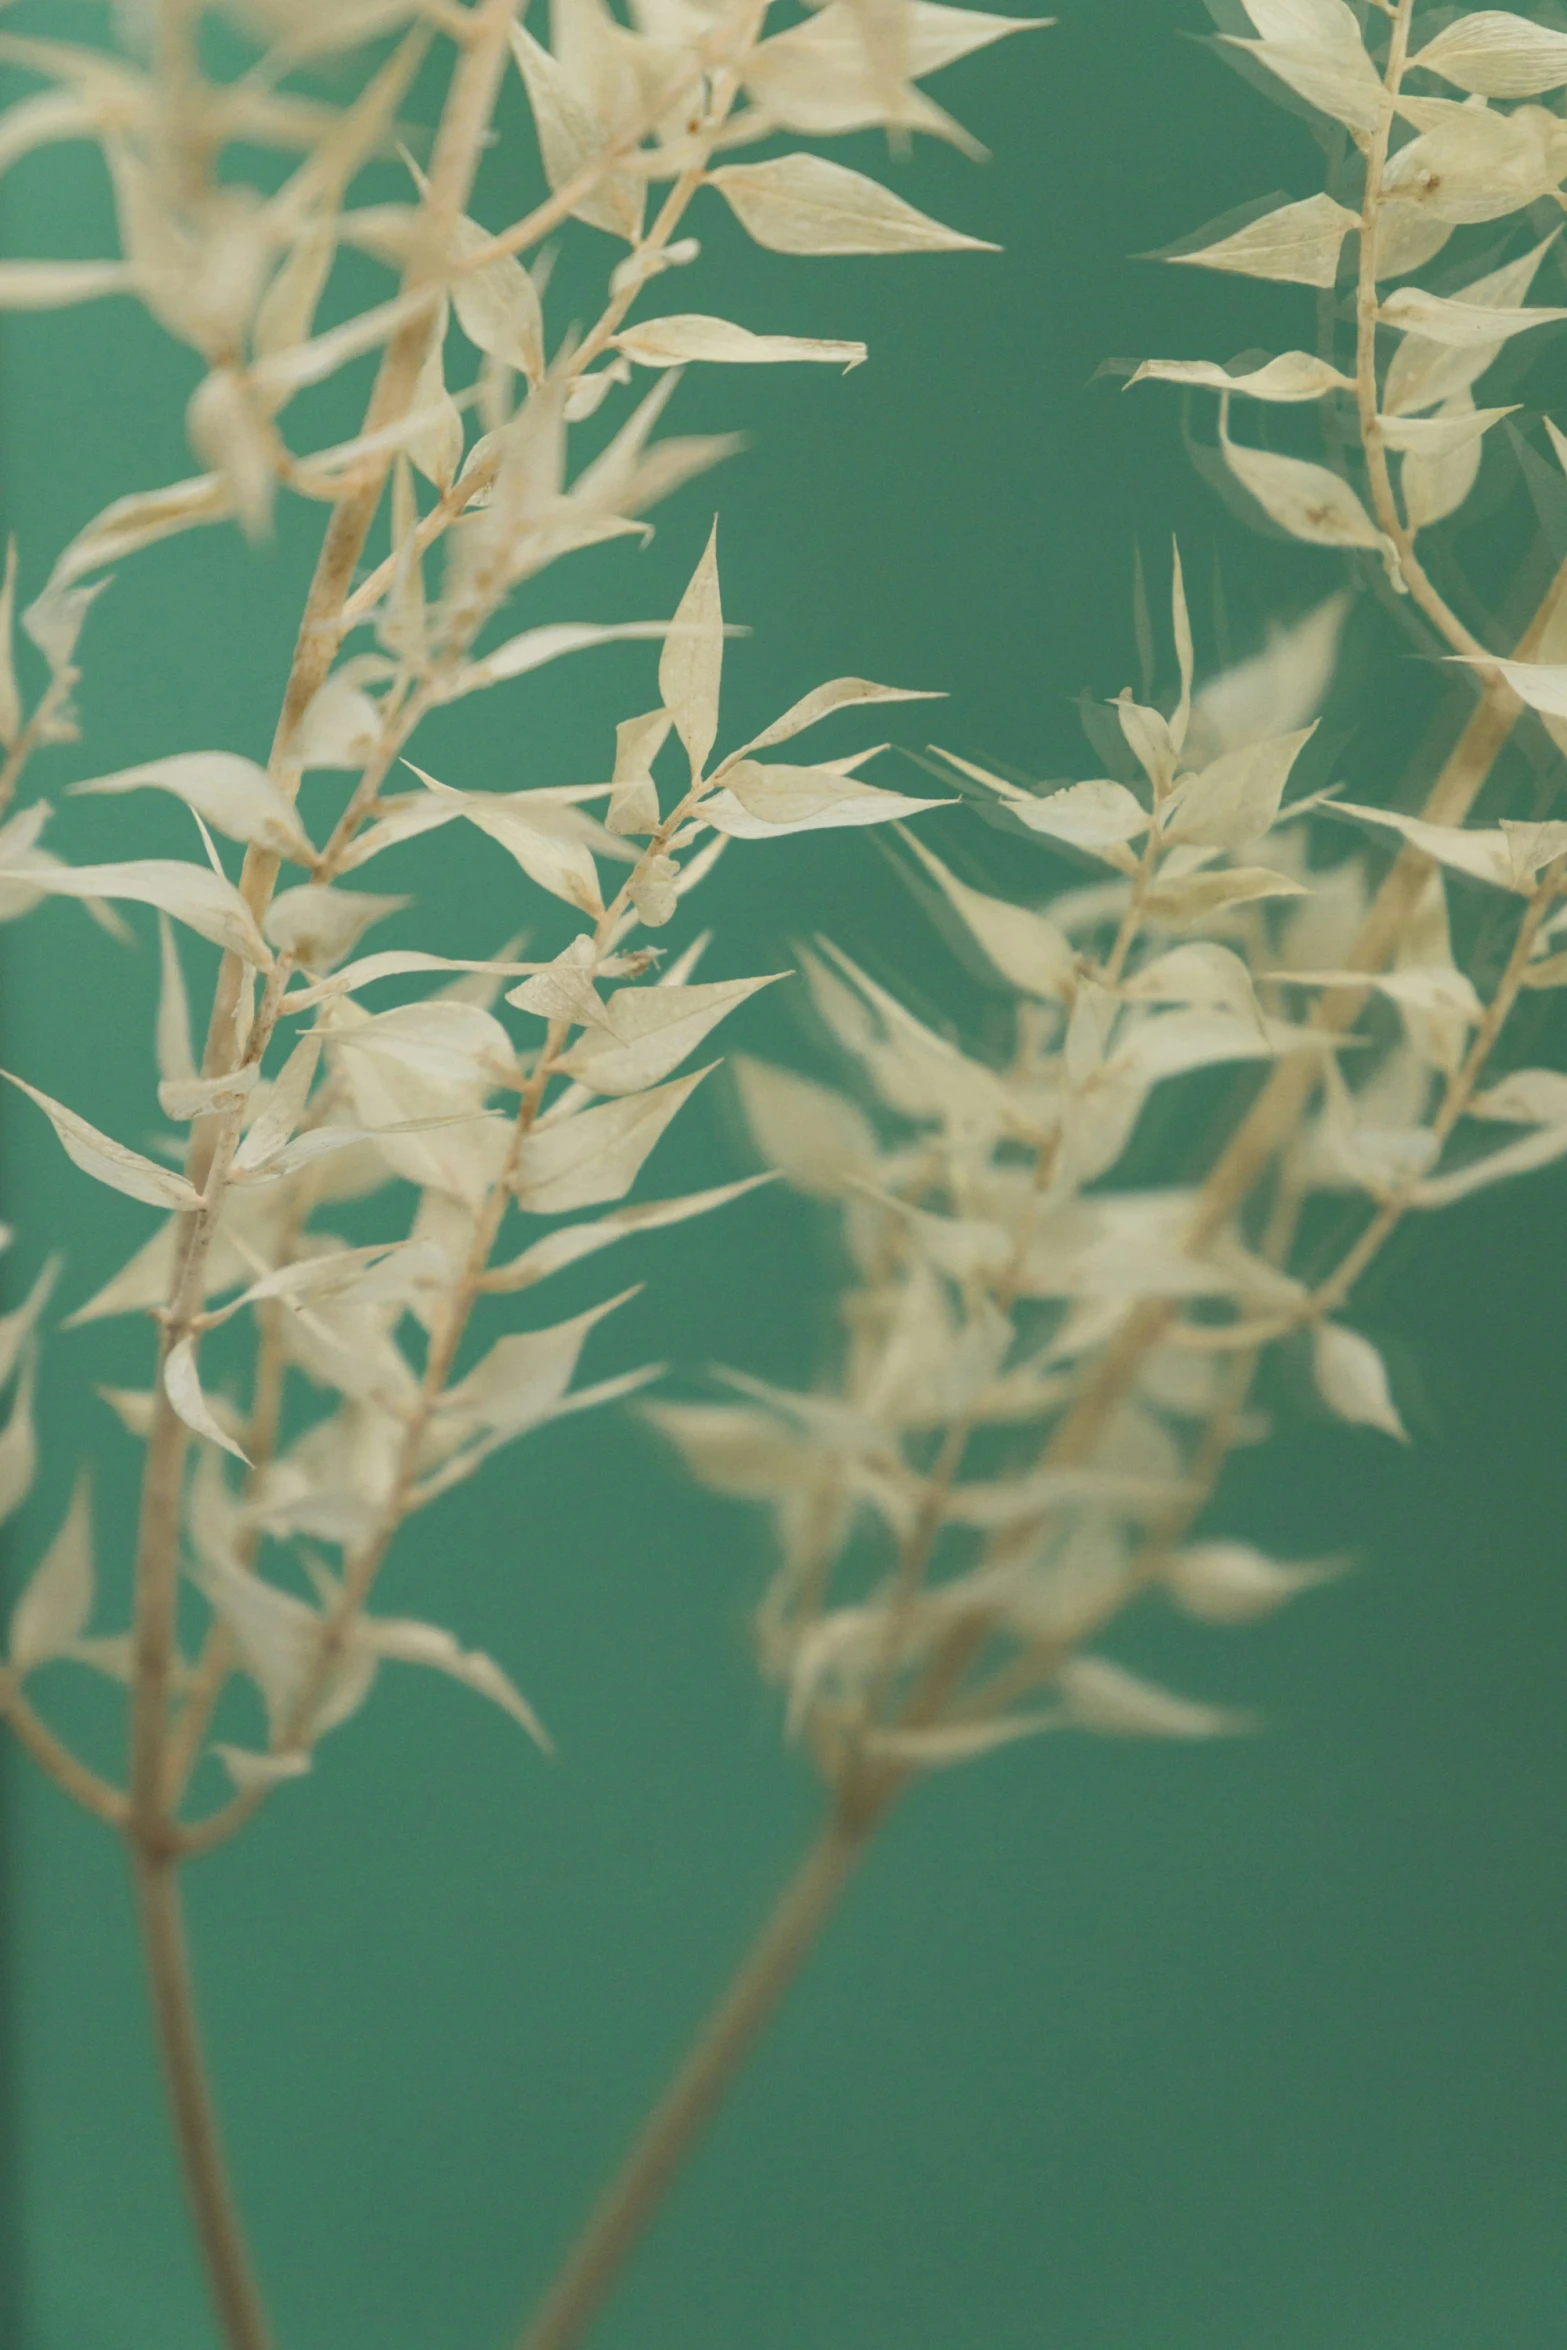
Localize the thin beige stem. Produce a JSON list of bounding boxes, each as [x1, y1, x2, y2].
[[1354, 0, 1486, 661], [0, 1672, 127, 1824], [515, 1808, 880, 2350], [132, 1850, 272, 2350]]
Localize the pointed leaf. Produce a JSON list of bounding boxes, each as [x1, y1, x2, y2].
[[614, 316, 867, 370], [9, 1477, 92, 1669], [68, 753, 308, 858], [512, 1067, 712, 1213], [660, 525, 723, 778], [2, 1072, 203, 1209], [1313, 1320, 1408, 1439], [708, 153, 994, 257], [557, 975, 785, 1095], [164, 1337, 251, 1463]]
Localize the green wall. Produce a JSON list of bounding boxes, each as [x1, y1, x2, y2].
[[4, 6, 1567, 2348]]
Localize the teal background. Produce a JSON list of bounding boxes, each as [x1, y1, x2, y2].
[[4, 6, 1567, 2348]]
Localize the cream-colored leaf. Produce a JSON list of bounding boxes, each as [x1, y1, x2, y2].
[[1383, 237, 1557, 415], [1144, 865, 1306, 922], [1452, 655, 1567, 723], [1468, 1068, 1567, 1124], [444, 619, 670, 701], [48, 475, 232, 592], [439, 1292, 629, 1443], [1411, 11, 1567, 95], [1224, 31, 1383, 135], [0, 856, 271, 962], [557, 975, 784, 1095], [1379, 286, 1567, 349], [1058, 1654, 1250, 1737], [1379, 401, 1515, 458], [1163, 725, 1315, 850], [69, 751, 307, 858], [0, 1351, 37, 1527], [1413, 1120, 1567, 1205], [1400, 398, 1486, 533], [870, 1715, 1060, 1766], [1313, 1320, 1407, 1439], [614, 315, 867, 370], [363, 1615, 550, 1748], [1168, 192, 1359, 289], [1165, 1540, 1338, 1624], [731, 1057, 878, 1197], [1222, 418, 1400, 581], [8, 1476, 92, 1669], [704, 760, 950, 837], [1009, 777, 1148, 856], [214, 1744, 311, 1792], [659, 525, 723, 779], [164, 1337, 250, 1463], [1327, 798, 1519, 890], [451, 215, 545, 383], [901, 829, 1074, 998], [486, 1175, 775, 1291], [1, 1072, 203, 1210], [512, 1066, 712, 1213], [707, 153, 994, 257], [0, 259, 129, 307], [508, 21, 642, 241], [265, 885, 407, 970], [741, 676, 941, 755], [1128, 352, 1353, 402]]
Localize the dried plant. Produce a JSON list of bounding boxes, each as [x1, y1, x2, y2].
[[0, 4, 1040, 2345], [619, 0, 1567, 2336]]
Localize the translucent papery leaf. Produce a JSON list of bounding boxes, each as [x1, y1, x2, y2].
[[1381, 101, 1561, 226], [292, 673, 383, 771], [1168, 191, 1359, 288], [641, 1399, 825, 1502], [0, 259, 130, 308], [740, 676, 942, 757], [403, 767, 603, 917], [901, 829, 1075, 998], [1128, 353, 1353, 401], [47, 474, 230, 591], [660, 524, 723, 781], [1110, 1005, 1280, 1089], [1144, 865, 1306, 925], [870, 1714, 1062, 1767], [1183, 588, 1342, 761], [1221, 419, 1400, 583], [0, 856, 272, 963], [231, 1036, 321, 1176], [438, 620, 672, 702], [451, 215, 545, 384], [1164, 1539, 1340, 1624], [8, 1476, 93, 1670], [1057, 1655, 1251, 1739], [214, 1745, 311, 1793], [284, 952, 544, 1013], [361, 1616, 551, 1748], [1413, 1120, 1567, 1207], [1453, 656, 1567, 724], [1381, 401, 1515, 461], [614, 315, 868, 371], [329, 998, 518, 1096], [802, 944, 1012, 1130], [508, 21, 643, 242], [68, 751, 309, 859], [486, 1174, 775, 1293], [198, 1554, 342, 1737], [0, 1257, 59, 1392], [1312, 1321, 1408, 1440], [248, 284, 442, 406], [0, 1350, 38, 1527], [163, 1337, 251, 1463], [1224, 27, 1383, 135], [1410, 12, 1567, 97], [707, 153, 995, 257], [265, 885, 408, 969], [1121, 941, 1264, 1023], [2, 1072, 203, 1210], [1379, 287, 1567, 349], [1383, 237, 1557, 416], [1163, 725, 1315, 850], [731, 1058, 878, 1199], [512, 1066, 712, 1213], [997, 776, 1148, 858], [1019, 1189, 1299, 1307], [437, 1290, 631, 1447], [1326, 799, 1519, 891], [703, 761, 952, 838], [1468, 1068, 1567, 1125], [557, 975, 784, 1096]]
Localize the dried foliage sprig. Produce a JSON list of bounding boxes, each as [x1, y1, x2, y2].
[[605, 1, 1567, 2335], [0, 4, 1039, 2344]]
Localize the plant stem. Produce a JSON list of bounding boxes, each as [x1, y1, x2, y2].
[[516, 1808, 880, 2350], [132, 1849, 272, 2350]]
